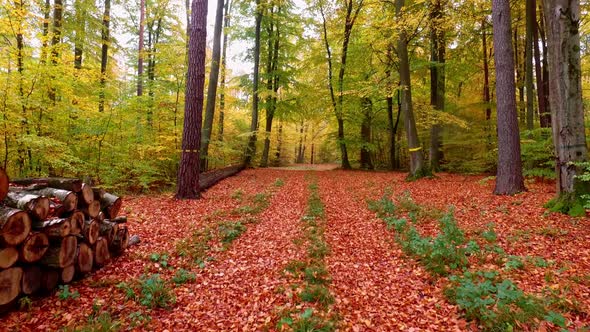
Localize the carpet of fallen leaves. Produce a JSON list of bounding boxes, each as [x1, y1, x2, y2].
[[2, 169, 589, 331]]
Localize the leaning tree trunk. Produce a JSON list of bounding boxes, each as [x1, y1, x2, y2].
[[542, 0, 588, 196], [492, 0, 526, 195]]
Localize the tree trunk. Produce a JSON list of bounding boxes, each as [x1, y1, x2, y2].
[[201, 0, 225, 171], [33, 218, 70, 238], [539, 7, 551, 127], [542, 0, 588, 196], [19, 232, 49, 263], [244, 0, 263, 167], [73, 0, 86, 69], [76, 242, 93, 274], [48, 0, 63, 104], [39, 235, 77, 268], [396, 0, 425, 177], [1, 166, 8, 201], [21, 265, 41, 295], [218, 0, 232, 142], [0, 246, 18, 269], [360, 97, 373, 170], [482, 19, 492, 121], [261, 16, 281, 168], [176, 0, 207, 199], [274, 121, 283, 166], [525, 0, 535, 130], [429, 0, 446, 172], [4, 192, 50, 220], [0, 207, 31, 246], [137, 0, 146, 97], [0, 267, 22, 305], [98, 0, 111, 113], [10, 177, 83, 192], [492, 0, 526, 195], [533, 2, 548, 128]]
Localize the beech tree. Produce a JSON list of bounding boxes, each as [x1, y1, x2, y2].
[[176, 0, 207, 199], [491, 0, 525, 195], [542, 0, 588, 199]]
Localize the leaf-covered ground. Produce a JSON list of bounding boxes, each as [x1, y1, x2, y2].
[[2, 169, 589, 331]]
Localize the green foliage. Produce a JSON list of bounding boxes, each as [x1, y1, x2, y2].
[[128, 311, 152, 329], [503, 255, 525, 271], [217, 221, 247, 244], [304, 266, 331, 285], [545, 194, 587, 217], [116, 282, 136, 300], [274, 178, 285, 187], [520, 129, 555, 179], [137, 274, 176, 309], [57, 285, 80, 301], [481, 224, 497, 243], [71, 311, 122, 332], [175, 228, 212, 263], [445, 271, 546, 331], [150, 253, 170, 268], [277, 308, 336, 332], [300, 284, 334, 307], [172, 269, 196, 285], [18, 296, 32, 311]]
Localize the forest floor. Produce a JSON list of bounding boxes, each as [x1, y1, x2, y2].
[[2, 169, 590, 331]]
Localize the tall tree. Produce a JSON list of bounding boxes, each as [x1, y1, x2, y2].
[[137, 0, 146, 97], [429, 0, 446, 171], [218, 0, 232, 141], [395, 0, 425, 177], [542, 0, 588, 197], [98, 0, 111, 113], [201, 0, 225, 171], [73, 0, 86, 69], [244, 0, 263, 167], [525, 0, 535, 130], [176, 0, 207, 199], [491, 0, 526, 195]]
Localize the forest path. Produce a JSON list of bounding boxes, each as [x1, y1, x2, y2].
[[161, 171, 310, 330], [317, 171, 464, 330]]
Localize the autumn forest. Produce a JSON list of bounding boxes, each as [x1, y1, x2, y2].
[[1, 0, 590, 330]]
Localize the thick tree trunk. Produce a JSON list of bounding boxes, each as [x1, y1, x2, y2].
[[542, 0, 588, 195], [21, 265, 41, 295], [4, 192, 50, 220], [39, 235, 77, 268], [0, 267, 22, 305], [396, 0, 425, 177], [492, 0, 526, 195], [19, 232, 49, 263], [0, 246, 18, 268], [33, 218, 70, 238], [201, 0, 225, 171], [176, 0, 207, 199], [0, 207, 31, 246], [244, 0, 263, 167]]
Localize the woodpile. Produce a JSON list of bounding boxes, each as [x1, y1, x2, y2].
[[0, 172, 130, 308]]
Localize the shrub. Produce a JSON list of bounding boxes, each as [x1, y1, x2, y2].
[[172, 269, 196, 285], [138, 274, 176, 309], [217, 221, 246, 244]]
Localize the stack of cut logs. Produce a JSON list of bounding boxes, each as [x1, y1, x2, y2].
[[0, 169, 130, 308]]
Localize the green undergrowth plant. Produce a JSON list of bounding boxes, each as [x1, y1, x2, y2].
[[368, 190, 573, 330], [277, 308, 336, 332], [116, 274, 176, 309], [64, 302, 122, 332], [172, 268, 196, 284], [217, 221, 247, 245], [57, 285, 80, 301]]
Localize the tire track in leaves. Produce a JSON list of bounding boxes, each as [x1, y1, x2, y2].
[[318, 171, 465, 331], [158, 171, 309, 331]]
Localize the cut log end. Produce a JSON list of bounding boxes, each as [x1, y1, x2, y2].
[[80, 200, 101, 219], [80, 183, 94, 205], [41, 269, 59, 292], [110, 227, 129, 255], [83, 220, 100, 245], [101, 193, 122, 219], [69, 211, 85, 236], [21, 265, 42, 295], [76, 242, 93, 274], [39, 235, 77, 268], [34, 218, 70, 238], [32, 196, 51, 220], [0, 246, 18, 269], [60, 265, 75, 284], [19, 232, 49, 263], [93, 237, 110, 267], [0, 208, 32, 246], [0, 267, 22, 306], [62, 192, 78, 212]]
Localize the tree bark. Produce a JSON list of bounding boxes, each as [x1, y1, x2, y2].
[[10, 177, 83, 192], [396, 0, 425, 177], [525, 0, 535, 130], [360, 97, 374, 170], [201, 0, 226, 171], [73, 0, 86, 69], [4, 192, 50, 220], [176, 0, 207, 199], [429, 0, 446, 172], [98, 0, 111, 113], [542, 0, 588, 195], [137, 0, 146, 97], [27, 188, 78, 212], [0, 207, 31, 246], [492, 0, 526, 195], [482, 19, 492, 121], [33, 218, 70, 238], [244, 0, 263, 167], [218, 0, 232, 142]]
